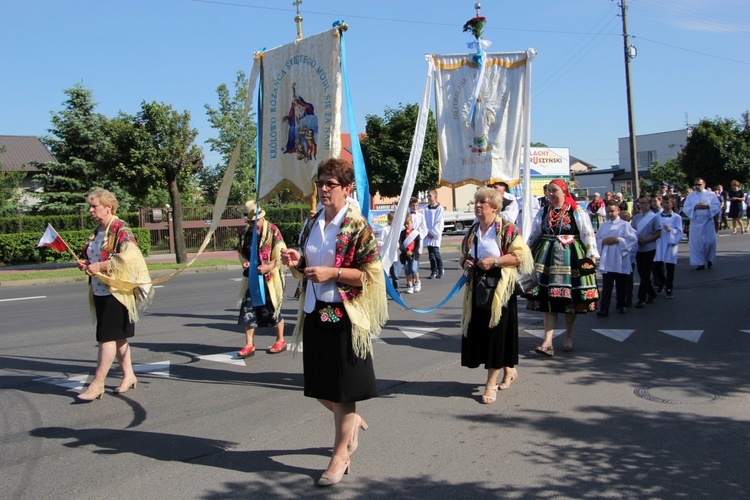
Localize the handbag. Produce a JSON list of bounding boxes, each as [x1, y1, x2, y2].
[[514, 269, 538, 296], [473, 274, 499, 310]]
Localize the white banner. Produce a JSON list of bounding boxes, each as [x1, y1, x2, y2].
[[433, 51, 532, 188], [259, 28, 342, 203]]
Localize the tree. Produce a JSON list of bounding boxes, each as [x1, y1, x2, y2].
[[34, 84, 110, 214], [200, 70, 257, 205], [642, 158, 687, 194], [130, 101, 204, 263], [679, 115, 750, 187], [361, 103, 439, 198], [0, 146, 25, 215]]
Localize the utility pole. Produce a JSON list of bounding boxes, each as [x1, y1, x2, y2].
[[620, 0, 639, 199]]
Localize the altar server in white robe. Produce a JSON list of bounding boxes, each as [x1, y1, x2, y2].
[[653, 194, 683, 298], [682, 178, 721, 270], [595, 200, 638, 316]]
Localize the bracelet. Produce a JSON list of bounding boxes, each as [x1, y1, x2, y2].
[[337, 268, 343, 281]]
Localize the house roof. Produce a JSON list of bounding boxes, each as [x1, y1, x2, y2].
[[0, 135, 55, 172], [570, 156, 597, 171]]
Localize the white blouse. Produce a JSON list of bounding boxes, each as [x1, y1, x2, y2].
[[86, 231, 111, 297], [302, 204, 349, 313]]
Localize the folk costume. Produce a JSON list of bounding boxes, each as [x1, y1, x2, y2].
[[291, 203, 388, 403], [525, 186, 600, 314], [683, 189, 721, 267], [81, 217, 152, 341], [237, 218, 287, 329], [595, 216, 637, 313], [587, 198, 605, 230], [460, 219, 533, 369]]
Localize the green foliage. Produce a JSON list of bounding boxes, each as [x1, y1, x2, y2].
[[361, 103, 439, 198], [679, 115, 750, 187], [0, 212, 139, 235], [201, 70, 258, 205], [642, 159, 688, 194], [34, 84, 110, 214], [0, 228, 149, 265], [0, 145, 25, 215]]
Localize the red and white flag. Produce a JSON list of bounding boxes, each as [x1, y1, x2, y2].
[[36, 224, 68, 252]]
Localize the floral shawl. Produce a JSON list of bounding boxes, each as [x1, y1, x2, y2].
[[290, 204, 388, 358], [81, 217, 153, 323], [237, 219, 287, 314], [460, 218, 533, 336]]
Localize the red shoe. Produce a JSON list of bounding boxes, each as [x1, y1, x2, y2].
[[269, 340, 287, 354], [237, 345, 256, 358]]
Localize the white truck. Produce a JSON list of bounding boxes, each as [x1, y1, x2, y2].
[[441, 210, 477, 232]]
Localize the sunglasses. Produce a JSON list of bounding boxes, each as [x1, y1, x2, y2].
[[315, 180, 341, 189]]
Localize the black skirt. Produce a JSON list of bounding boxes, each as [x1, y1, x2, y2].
[[462, 294, 519, 369], [302, 301, 378, 403], [94, 294, 135, 343]]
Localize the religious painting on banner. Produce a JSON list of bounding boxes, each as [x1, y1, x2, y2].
[[433, 51, 532, 188], [258, 28, 343, 203]]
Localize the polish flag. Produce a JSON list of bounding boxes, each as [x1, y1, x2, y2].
[[36, 224, 67, 252]]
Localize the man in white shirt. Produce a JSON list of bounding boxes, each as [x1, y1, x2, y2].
[[682, 177, 721, 270], [423, 189, 445, 279]]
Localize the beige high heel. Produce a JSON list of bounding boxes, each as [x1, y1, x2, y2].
[[114, 377, 138, 394], [498, 369, 518, 390], [348, 414, 368, 456], [77, 384, 104, 402], [318, 455, 350, 487]]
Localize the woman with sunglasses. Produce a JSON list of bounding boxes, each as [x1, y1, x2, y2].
[[281, 158, 388, 487]]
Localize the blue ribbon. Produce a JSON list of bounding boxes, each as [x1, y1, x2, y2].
[[336, 21, 371, 220], [249, 66, 266, 306], [385, 272, 468, 314]]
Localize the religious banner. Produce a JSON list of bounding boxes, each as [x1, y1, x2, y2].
[[258, 28, 342, 202], [433, 51, 532, 188]]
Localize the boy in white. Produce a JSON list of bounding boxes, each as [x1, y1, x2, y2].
[[423, 189, 445, 279], [653, 194, 683, 299], [376, 211, 401, 292], [596, 200, 638, 316]]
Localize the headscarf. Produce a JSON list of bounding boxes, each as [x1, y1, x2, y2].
[[549, 179, 578, 210]]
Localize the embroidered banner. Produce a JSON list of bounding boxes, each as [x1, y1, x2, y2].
[[433, 51, 531, 188], [258, 28, 343, 203]]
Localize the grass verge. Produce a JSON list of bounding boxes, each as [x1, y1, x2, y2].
[[0, 259, 238, 282]]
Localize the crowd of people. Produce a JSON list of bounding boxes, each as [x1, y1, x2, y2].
[[72, 167, 742, 487]]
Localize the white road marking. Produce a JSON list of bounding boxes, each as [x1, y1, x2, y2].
[[659, 330, 704, 343], [199, 352, 247, 366], [133, 360, 171, 377], [34, 373, 89, 392], [592, 329, 635, 342], [0, 296, 46, 303], [397, 326, 439, 339], [524, 329, 566, 339]]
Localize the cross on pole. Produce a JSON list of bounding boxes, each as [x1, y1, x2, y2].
[[293, 0, 303, 40]]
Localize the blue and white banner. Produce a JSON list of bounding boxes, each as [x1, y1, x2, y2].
[[259, 28, 342, 203], [433, 51, 533, 188]]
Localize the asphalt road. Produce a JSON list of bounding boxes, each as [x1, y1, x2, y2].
[[1, 234, 749, 499]]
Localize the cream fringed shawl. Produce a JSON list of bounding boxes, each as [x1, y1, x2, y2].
[[460, 219, 534, 336], [236, 219, 287, 315], [83, 218, 154, 323], [291, 205, 388, 359]]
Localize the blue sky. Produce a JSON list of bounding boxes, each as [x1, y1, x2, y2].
[[2, 0, 749, 171]]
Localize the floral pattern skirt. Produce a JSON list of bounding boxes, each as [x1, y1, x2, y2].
[[526, 236, 599, 314]]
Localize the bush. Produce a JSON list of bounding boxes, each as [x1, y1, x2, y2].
[[0, 227, 151, 266], [0, 212, 140, 234]]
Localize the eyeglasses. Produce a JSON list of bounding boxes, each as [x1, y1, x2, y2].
[[694, 184, 703, 187], [315, 180, 341, 189], [475, 199, 490, 205]]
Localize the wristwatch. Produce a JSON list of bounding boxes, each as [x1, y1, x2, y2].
[[493, 258, 499, 268]]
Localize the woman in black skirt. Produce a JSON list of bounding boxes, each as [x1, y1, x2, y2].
[[76, 188, 152, 402], [459, 187, 533, 404], [282, 159, 388, 487]]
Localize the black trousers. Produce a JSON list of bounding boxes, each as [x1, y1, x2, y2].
[[427, 246, 443, 273], [599, 272, 628, 311], [653, 262, 675, 291], [636, 250, 656, 301]]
